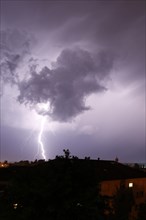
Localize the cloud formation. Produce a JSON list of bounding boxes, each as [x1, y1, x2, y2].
[[0, 29, 33, 85], [1, 1, 145, 162], [18, 48, 114, 122]]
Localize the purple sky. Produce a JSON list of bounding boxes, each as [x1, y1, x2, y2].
[[0, 1, 145, 162]]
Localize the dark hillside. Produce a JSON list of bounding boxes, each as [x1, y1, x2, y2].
[[0, 159, 146, 220]]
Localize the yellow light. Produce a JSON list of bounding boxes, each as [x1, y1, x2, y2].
[[129, 182, 133, 188], [13, 203, 18, 209]]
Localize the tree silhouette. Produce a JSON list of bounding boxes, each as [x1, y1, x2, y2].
[[63, 149, 71, 159], [111, 182, 134, 220]]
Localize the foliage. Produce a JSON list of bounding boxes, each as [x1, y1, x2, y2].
[[0, 155, 107, 220], [137, 202, 146, 220], [110, 183, 134, 220]]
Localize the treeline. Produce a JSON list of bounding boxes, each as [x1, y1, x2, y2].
[[0, 151, 146, 220], [0, 157, 103, 219]]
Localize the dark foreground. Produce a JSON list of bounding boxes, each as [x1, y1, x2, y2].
[[0, 157, 146, 220]]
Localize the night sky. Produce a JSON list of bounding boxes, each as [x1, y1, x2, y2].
[[0, 1, 145, 162]]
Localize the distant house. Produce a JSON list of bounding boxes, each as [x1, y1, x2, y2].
[[98, 161, 146, 220]]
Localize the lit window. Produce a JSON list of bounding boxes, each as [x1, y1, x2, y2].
[[129, 182, 133, 188]]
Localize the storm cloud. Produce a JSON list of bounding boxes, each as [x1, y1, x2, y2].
[[18, 48, 114, 122], [1, 1, 145, 162], [0, 29, 33, 85]]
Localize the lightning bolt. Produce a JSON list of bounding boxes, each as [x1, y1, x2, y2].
[[38, 117, 47, 160]]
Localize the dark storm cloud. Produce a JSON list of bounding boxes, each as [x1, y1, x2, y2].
[[47, 1, 145, 86], [2, 1, 144, 84], [18, 48, 114, 122], [0, 29, 33, 85], [1, 1, 145, 162]]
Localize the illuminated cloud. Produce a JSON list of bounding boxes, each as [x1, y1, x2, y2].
[[0, 29, 34, 85], [1, 1, 145, 162], [17, 48, 114, 122]]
